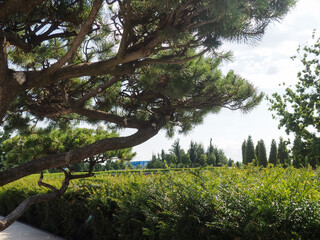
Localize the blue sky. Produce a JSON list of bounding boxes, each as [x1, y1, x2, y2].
[[128, 0, 320, 163]]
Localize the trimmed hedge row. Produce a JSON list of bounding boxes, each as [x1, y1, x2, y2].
[[1, 166, 320, 239]]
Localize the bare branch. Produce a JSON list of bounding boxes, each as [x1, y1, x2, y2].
[[0, 171, 70, 232], [38, 171, 58, 192]]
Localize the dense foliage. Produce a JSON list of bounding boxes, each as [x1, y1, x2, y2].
[[1, 166, 320, 240], [242, 136, 289, 167], [147, 139, 231, 169], [269, 33, 320, 167], [0, 0, 295, 179], [0, 0, 296, 230], [0, 127, 136, 171]]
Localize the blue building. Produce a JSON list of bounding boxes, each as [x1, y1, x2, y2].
[[128, 160, 149, 168]]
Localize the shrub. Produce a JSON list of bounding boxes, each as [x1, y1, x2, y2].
[[1, 167, 320, 239]]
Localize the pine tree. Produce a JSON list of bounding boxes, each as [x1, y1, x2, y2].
[[0, 0, 297, 230], [245, 136, 255, 164], [269, 139, 277, 165], [278, 137, 289, 166], [257, 140, 268, 167]]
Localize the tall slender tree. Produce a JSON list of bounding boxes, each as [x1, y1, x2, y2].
[[269, 139, 278, 165], [242, 140, 247, 164], [277, 137, 289, 166], [245, 136, 255, 164], [257, 140, 268, 167]]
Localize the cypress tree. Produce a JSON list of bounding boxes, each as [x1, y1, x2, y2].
[[292, 136, 306, 168], [269, 139, 277, 165], [278, 137, 289, 166], [242, 140, 247, 164], [257, 140, 268, 167], [245, 136, 255, 164]]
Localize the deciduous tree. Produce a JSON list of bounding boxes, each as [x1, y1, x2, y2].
[[269, 33, 320, 167]]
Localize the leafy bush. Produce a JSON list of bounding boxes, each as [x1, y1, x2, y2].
[[1, 166, 320, 239]]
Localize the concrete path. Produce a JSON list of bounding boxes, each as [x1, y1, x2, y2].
[[0, 217, 64, 240]]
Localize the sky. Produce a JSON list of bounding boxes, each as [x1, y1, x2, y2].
[[128, 0, 320, 163]]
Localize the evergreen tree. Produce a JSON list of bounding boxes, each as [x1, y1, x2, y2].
[[181, 154, 191, 166], [188, 141, 196, 165], [207, 138, 215, 155], [278, 137, 289, 166], [1, 128, 136, 171], [269, 139, 278, 165], [227, 158, 234, 167], [0, 131, 11, 171], [255, 141, 260, 166], [170, 139, 183, 164], [242, 140, 247, 164], [292, 136, 307, 168], [245, 136, 255, 164], [0, 0, 296, 230], [214, 148, 228, 166], [199, 154, 207, 166], [207, 154, 216, 166], [257, 140, 268, 167], [161, 150, 166, 162]]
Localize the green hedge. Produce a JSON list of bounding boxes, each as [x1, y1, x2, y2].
[[1, 166, 320, 239]]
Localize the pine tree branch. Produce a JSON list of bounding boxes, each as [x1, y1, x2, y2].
[[47, 0, 103, 74], [0, 125, 161, 187], [0, 169, 70, 232], [71, 106, 148, 129], [138, 49, 208, 66], [0, 165, 97, 231], [117, 0, 132, 59], [0, 0, 47, 20], [74, 76, 121, 108], [0, 36, 8, 83], [0, 31, 32, 52]]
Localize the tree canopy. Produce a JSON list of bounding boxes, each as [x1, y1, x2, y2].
[[269, 33, 320, 167], [0, 0, 296, 231], [0, 127, 135, 171]]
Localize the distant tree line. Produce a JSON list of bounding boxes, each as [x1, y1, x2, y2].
[[147, 139, 234, 169], [242, 135, 311, 168]]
